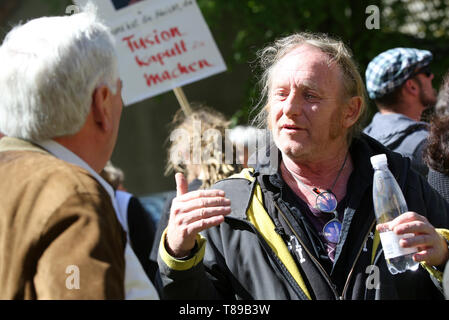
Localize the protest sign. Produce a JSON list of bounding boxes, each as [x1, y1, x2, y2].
[[73, 0, 227, 108]]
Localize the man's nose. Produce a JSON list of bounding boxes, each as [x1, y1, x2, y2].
[[283, 91, 303, 117]]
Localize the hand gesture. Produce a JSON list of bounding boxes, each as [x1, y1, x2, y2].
[[165, 173, 231, 258]]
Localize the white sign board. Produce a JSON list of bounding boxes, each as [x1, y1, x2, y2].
[[73, 0, 227, 106]]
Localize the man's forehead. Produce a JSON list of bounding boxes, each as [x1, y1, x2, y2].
[[284, 45, 336, 69], [271, 45, 340, 86]]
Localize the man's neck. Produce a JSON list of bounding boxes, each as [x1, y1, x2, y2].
[[281, 148, 353, 203], [54, 136, 105, 173], [379, 102, 423, 122]]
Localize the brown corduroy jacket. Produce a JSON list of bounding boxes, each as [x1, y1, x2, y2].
[[0, 137, 126, 299]]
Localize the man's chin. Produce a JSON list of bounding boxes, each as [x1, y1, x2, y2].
[[278, 143, 307, 160], [422, 96, 437, 110]]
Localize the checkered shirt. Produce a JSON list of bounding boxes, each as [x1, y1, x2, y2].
[[365, 48, 433, 100]]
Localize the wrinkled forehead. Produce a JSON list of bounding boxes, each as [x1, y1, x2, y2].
[[269, 44, 343, 92]]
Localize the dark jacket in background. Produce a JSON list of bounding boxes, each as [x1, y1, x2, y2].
[[427, 168, 449, 299], [428, 168, 449, 204]]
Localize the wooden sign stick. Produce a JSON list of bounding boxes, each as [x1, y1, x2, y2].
[[173, 87, 192, 116]]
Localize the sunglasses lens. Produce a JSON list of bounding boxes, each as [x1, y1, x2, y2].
[[323, 220, 342, 244], [416, 66, 432, 77], [316, 191, 337, 213], [423, 66, 432, 76]]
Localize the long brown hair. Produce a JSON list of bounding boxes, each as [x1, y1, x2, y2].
[[165, 105, 243, 189]]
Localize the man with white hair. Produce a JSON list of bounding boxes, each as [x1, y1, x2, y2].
[[0, 10, 126, 299]]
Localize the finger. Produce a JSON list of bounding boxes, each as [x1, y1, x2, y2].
[[173, 197, 231, 214], [393, 220, 433, 236], [177, 206, 232, 225], [413, 248, 436, 263], [376, 223, 389, 232], [176, 189, 226, 202], [186, 214, 226, 235], [399, 234, 432, 248], [386, 212, 428, 231], [175, 172, 188, 197]]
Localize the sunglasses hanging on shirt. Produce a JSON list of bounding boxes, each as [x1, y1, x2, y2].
[[313, 188, 341, 244], [285, 152, 349, 244]]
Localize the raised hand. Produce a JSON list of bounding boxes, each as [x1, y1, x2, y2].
[[165, 173, 231, 258]]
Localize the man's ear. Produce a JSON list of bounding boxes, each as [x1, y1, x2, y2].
[[403, 78, 420, 97], [343, 96, 362, 128], [91, 85, 112, 132]]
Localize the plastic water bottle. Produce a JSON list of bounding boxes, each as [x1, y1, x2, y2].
[[370, 154, 419, 274]]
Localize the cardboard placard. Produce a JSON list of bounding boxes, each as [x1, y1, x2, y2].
[[73, 0, 227, 106]]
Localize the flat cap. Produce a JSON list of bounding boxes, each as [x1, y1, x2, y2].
[[365, 48, 432, 99]]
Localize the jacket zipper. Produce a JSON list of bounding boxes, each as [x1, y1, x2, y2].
[[227, 216, 310, 300], [275, 203, 340, 299], [275, 202, 375, 300], [341, 220, 376, 299]]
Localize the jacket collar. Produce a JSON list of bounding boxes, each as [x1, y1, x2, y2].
[[0, 137, 49, 154], [259, 133, 409, 191]]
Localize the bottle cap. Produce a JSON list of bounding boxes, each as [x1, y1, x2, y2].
[[370, 154, 388, 169]]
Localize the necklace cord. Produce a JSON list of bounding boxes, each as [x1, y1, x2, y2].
[[287, 150, 349, 197]]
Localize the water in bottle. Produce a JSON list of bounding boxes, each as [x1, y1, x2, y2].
[[370, 154, 419, 274]]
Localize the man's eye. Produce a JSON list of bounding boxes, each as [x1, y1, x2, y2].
[[304, 93, 318, 100], [276, 91, 289, 98]]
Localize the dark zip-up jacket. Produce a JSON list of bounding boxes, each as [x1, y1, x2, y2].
[[158, 134, 449, 300]]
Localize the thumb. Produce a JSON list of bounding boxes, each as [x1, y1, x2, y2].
[[175, 172, 188, 197]]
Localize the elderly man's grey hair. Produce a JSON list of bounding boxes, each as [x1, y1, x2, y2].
[[253, 32, 367, 143], [0, 5, 118, 141]]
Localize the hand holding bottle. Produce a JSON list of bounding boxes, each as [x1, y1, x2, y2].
[[377, 211, 449, 268]]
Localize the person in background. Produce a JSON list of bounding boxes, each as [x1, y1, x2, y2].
[[424, 114, 449, 204], [0, 7, 126, 299], [423, 72, 449, 299], [149, 106, 243, 277], [424, 72, 449, 204], [435, 73, 449, 117], [228, 125, 263, 168], [157, 32, 449, 300], [363, 48, 437, 176], [101, 161, 159, 299]]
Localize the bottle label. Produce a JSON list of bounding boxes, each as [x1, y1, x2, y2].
[[379, 231, 417, 259]]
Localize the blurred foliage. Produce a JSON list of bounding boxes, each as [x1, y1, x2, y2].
[[39, 0, 449, 125], [196, 0, 449, 125]]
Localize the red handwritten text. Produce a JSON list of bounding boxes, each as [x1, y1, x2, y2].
[[122, 27, 183, 53], [144, 59, 213, 87], [135, 40, 187, 67]]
